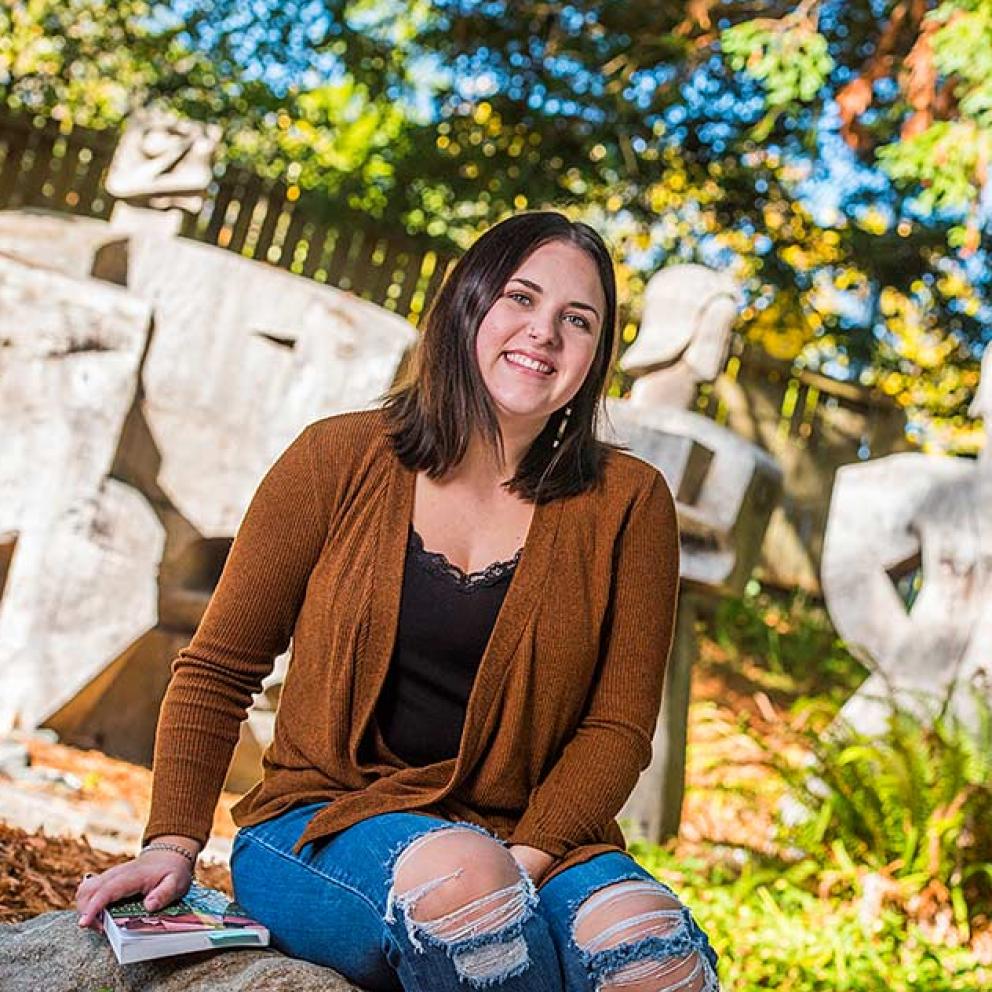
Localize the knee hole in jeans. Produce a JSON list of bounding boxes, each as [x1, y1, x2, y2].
[[572, 880, 717, 992], [384, 826, 538, 987]]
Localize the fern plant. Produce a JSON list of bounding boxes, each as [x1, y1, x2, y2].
[[769, 687, 992, 929]]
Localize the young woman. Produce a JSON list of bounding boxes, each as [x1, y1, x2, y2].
[[77, 212, 719, 992]]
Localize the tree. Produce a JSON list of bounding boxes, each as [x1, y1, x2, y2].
[[1, 0, 986, 448], [719, 0, 990, 449]]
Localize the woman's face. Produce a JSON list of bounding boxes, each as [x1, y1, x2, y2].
[[475, 239, 606, 439]]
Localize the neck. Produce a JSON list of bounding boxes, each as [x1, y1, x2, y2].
[[449, 419, 545, 490]]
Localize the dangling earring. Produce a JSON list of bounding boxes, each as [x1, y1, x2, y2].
[[553, 406, 572, 449]]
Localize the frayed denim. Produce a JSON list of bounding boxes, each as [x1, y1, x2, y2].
[[230, 802, 719, 992], [383, 825, 546, 988]]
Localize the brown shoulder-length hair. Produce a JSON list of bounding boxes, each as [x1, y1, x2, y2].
[[383, 211, 618, 504]]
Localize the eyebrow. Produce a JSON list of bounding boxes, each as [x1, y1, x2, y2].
[[509, 277, 601, 321]]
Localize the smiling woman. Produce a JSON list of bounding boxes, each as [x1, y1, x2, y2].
[[475, 241, 604, 444], [385, 212, 618, 506], [76, 211, 718, 992]]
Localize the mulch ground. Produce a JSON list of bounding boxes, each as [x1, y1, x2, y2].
[[0, 822, 232, 924], [0, 734, 239, 923]]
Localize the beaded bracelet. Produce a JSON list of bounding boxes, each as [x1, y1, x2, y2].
[[140, 841, 198, 868]]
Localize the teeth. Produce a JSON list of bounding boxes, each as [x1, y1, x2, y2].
[[506, 352, 554, 374]]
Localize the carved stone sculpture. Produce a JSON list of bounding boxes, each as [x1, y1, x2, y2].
[[620, 263, 739, 411], [104, 107, 222, 212], [0, 252, 159, 736], [0, 210, 416, 782], [1, 103, 417, 788], [608, 264, 782, 596], [611, 264, 782, 842], [822, 345, 991, 734]]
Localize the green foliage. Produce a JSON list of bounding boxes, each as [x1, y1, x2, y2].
[[877, 120, 988, 214], [716, 1, 989, 451], [726, 1, 992, 233], [722, 22, 833, 106], [870, 2, 992, 240], [634, 582, 992, 989], [629, 841, 988, 991], [684, 586, 992, 985], [225, 79, 408, 215], [0, 0, 989, 448], [0, 1, 415, 216], [0, 0, 247, 127], [930, 1, 992, 129], [707, 584, 867, 704], [773, 692, 992, 928]]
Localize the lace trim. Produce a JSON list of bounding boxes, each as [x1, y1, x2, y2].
[[408, 527, 521, 591]]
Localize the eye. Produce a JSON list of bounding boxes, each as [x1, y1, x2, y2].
[[507, 291, 532, 306], [563, 312, 591, 331]]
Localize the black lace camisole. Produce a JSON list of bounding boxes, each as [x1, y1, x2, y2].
[[373, 526, 521, 767]]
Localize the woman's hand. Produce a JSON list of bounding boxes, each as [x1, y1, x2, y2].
[[75, 836, 200, 931], [508, 844, 556, 885]]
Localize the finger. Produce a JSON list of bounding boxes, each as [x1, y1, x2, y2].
[[78, 873, 146, 928], [143, 872, 184, 912], [75, 869, 102, 896], [75, 870, 108, 911]]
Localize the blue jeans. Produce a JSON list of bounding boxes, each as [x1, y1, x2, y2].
[[230, 803, 719, 991]]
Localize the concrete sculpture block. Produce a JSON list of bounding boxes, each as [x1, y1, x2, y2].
[[0, 253, 159, 734], [822, 346, 991, 734], [1, 108, 416, 791], [126, 234, 415, 536], [606, 403, 781, 595], [0, 210, 122, 281], [0, 209, 416, 780]]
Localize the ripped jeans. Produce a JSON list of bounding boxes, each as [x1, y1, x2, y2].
[[230, 803, 720, 992]]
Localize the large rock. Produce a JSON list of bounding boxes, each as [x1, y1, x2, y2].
[[0, 911, 361, 991]]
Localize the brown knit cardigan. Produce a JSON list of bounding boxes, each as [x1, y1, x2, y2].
[[144, 409, 680, 885]]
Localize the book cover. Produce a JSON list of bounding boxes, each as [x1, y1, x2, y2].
[[102, 883, 270, 965]]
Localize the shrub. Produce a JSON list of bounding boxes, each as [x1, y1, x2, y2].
[[772, 689, 992, 933], [629, 842, 990, 991], [706, 582, 867, 703]]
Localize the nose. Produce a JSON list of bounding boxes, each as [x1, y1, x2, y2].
[[527, 311, 558, 345]]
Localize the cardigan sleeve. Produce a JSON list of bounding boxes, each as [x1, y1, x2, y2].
[[508, 470, 680, 858], [142, 423, 328, 846]]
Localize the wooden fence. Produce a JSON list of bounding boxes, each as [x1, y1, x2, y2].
[[0, 111, 456, 326]]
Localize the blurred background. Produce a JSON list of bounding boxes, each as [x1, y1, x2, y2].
[[2, 0, 989, 449]]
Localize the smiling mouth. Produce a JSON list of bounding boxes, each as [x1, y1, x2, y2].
[[504, 351, 555, 375]]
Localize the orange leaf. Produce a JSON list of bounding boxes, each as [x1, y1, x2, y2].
[[900, 109, 931, 140]]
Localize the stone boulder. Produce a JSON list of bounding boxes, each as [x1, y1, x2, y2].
[[0, 911, 361, 991]]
